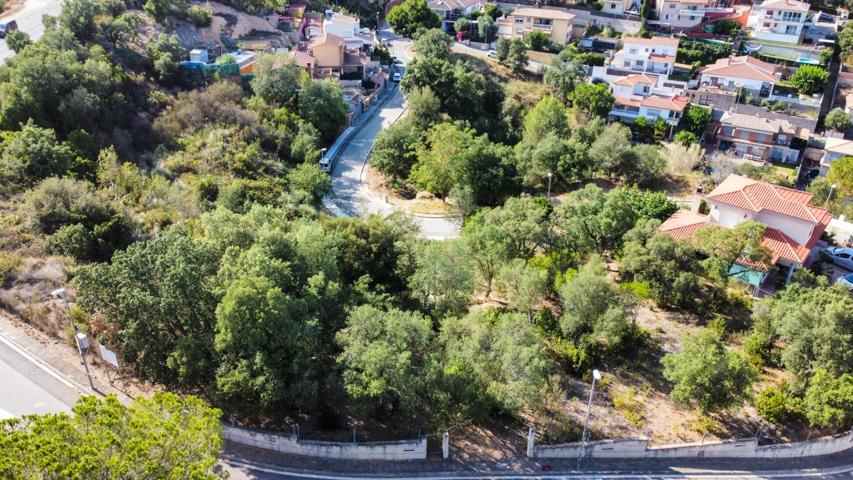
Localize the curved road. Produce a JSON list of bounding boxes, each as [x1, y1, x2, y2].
[[0, 0, 62, 62], [327, 35, 462, 239]]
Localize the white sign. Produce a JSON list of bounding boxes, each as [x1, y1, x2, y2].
[[99, 344, 120, 369]]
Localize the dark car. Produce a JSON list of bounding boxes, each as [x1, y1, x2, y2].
[[0, 20, 18, 39]]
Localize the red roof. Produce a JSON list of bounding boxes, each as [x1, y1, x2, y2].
[[706, 175, 831, 224], [613, 74, 658, 86]]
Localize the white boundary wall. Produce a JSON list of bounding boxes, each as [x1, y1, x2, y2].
[[223, 425, 427, 461], [534, 430, 853, 459]]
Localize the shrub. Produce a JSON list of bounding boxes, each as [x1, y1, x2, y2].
[[49, 224, 95, 260], [674, 130, 698, 146], [0, 252, 23, 286], [755, 384, 803, 424], [187, 6, 212, 27], [612, 387, 645, 428], [23, 178, 112, 235], [790, 65, 829, 95], [825, 108, 852, 132]]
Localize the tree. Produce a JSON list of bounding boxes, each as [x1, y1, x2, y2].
[[681, 104, 711, 136], [454, 16, 470, 35], [477, 14, 497, 43], [337, 305, 437, 419], [496, 36, 510, 62], [299, 79, 348, 143], [75, 229, 219, 388], [803, 369, 853, 430], [662, 328, 757, 412], [290, 121, 323, 163], [840, 20, 853, 58], [408, 239, 476, 317], [589, 123, 634, 179], [525, 30, 553, 52], [371, 120, 420, 181], [827, 156, 853, 200], [22, 177, 112, 234], [695, 221, 771, 286], [790, 65, 829, 95], [631, 143, 668, 185], [414, 28, 452, 60], [553, 184, 637, 254], [405, 86, 443, 131], [147, 34, 187, 83], [4, 29, 31, 53], [674, 130, 698, 146], [440, 310, 554, 413], [543, 50, 587, 104], [287, 162, 331, 203], [143, 0, 169, 22], [59, 0, 102, 40], [506, 38, 528, 74], [496, 259, 548, 319], [0, 394, 223, 479], [0, 121, 78, 186], [252, 54, 306, 106], [560, 256, 635, 351], [825, 108, 852, 132], [520, 95, 570, 144], [387, 0, 441, 38]]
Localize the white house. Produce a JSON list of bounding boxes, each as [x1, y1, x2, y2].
[[608, 73, 690, 127], [611, 36, 679, 76], [428, 0, 483, 30], [748, 0, 810, 44], [699, 55, 778, 96], [820, 137, 853, 176], [656, 0, 708, 29], [660, 174, 832, 286], [602, 0, 640, 16]]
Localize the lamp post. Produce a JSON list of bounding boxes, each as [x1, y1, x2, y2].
[[546, 172, 553, 201], [51, 288, 95, 391], [577, 368, 602, 470], [824, 183, 836, 209]]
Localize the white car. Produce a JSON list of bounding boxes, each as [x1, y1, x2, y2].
[[487, 50, 497, 58], [836, 272, 853, 290], [824, 246, 853, 270], [392, 72, 402, 82]]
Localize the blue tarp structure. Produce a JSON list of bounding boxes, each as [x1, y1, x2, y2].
[[728, 263, 766, 287]]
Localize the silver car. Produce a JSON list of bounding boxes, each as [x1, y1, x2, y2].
[[825, 246, 853, 271], [836, 273, 853, 290]]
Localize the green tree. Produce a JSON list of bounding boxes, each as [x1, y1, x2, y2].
[[662, 328, 757, 412], [803, 369, 853, 430], [695, 221, 771, 286], [299, 79, 348, 143], [0, 393, 223, 479], [524, 30, 553, 52], [414, 28, 452, 60], [75, 229, 219, 388], [286, 162, 331, 203], [790, 65, 829, 95], [553, 184, 637, 254], [571, 82, 614, 119], [478, 14, 497, 43], [252, 54, 306, 106], [405, 86, 443, 131], [543, 50, 588, 104], [337, 305, 437, 419], [143, 0, 169, 22], [560, 256, 635, 351], [0, 121, 77, 186], [496, 36, 510, 61], [4, 29, 31, 53], [454, 16, 470, 35], [506, 38, 528, 74], [589, 122, 634, 179], [371, 120, 420, 181], [674, 130, 698, 146], [496, 258, 549, 319], [290, 121, 323, 163], [827, 156, 853, 200], [681, 104, 711, 136], [387, 0, 441, 38], [60, 0, 102, 40], [147, 34, 187, 83], [825, 108, 852, 132], [408, 238, 476, 317]]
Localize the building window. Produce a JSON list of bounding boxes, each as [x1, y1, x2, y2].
[[664, 14, 669, 19], [515, 17, 524, 23], [781, 11, 802, 21], [629, 48, 638, 54], [611, 2, 616, 7], [669, 3, 675, 7]]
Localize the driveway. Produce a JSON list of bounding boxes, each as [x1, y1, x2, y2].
[[0, 0, 62, 62], [326, 35, 462, 240]]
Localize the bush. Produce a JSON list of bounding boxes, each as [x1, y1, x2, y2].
[[825, 108, 852, 132], [23, 178, 112, 235], [0, 252, 23, 286], [612, 387, 645, 428], [674, 130, 698, 146], [187, 6, 212, 27], [49, 223, 95, 260], [676, 40, 731, 65], [755, 384, 802, 424], [790, 65, 829, 95]]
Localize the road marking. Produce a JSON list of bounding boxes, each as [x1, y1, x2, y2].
[[0, 332, 83, 394], [224, 459, 853, 480]]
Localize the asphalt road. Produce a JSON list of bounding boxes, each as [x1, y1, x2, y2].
[[0, 0, 62, 62], [0, 335, 78, 419], [327, 34, 462, 239]]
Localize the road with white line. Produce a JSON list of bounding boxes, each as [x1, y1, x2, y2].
[[0, 0, 62, 62], [0, 334, 78, 419]]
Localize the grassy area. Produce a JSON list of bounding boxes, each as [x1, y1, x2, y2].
[[769, 162, 798, 183], [525, 50, 557, 65]]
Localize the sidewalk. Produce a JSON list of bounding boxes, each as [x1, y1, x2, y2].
[[0, 312, 150, 405], [223, 441, 853, 477]]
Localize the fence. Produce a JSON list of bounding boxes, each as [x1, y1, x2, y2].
[[530, 428, 853, 460], [223, 425, 427, 460]]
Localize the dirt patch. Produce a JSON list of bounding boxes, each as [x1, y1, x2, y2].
[[364, 164, 457, 215], [0, 0, 26, 20]]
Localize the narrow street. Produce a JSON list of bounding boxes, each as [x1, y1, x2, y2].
[[0, 0, 63, 62]]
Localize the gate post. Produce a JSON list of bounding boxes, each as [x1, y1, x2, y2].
[[527, 425, 536, 458], [442, 432, 449, 459]]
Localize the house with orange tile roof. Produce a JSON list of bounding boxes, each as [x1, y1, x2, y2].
[[659, 174, 831, 286], [716, 110, 807, 163], [699, 55, 779, 97], [607, 73, 690, 128]]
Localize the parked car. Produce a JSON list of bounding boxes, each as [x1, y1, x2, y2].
[[0, 20, 18, 39], [392, 72, 402, 82], [487, 50, 497, 58], [836, 272, 853, 290], [824, 246, 853, 270]]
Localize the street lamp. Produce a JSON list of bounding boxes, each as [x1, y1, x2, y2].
[[824, 183, 837, 209], [546, 172, 553, 201], [51, 288, 95, 391], [577, 368, 602, 470]]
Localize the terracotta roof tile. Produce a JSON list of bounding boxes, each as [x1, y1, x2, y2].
[[700, 55, 777, 82], [641, 94, 689, 111], [705, 174, 832, 224], [757, 0, 810, 12], [613, 74, 658, 86], [622, 35, 680, 47]]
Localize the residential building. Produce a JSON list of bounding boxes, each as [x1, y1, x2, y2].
[[748, 0, 810, 44], [608, 73, 690, 127], [820, 137, 853, 176], [716, 111, 806, 163], [660, 174, 832, 286], [656, 0, 708, 29], [601, 0, 640, 16], [306, 33, 345, 76], [496, 8, 575, 45], [610, 36, 679, 76], [428, 0, 483, 30], [323, 10, 359, 38], [699, 55, 778, 97]]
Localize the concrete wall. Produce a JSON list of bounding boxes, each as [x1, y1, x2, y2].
[[533, 430, 853, 459], [223, 425, 427, 460]]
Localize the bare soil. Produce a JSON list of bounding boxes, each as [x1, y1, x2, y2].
[[0, 0, 26, 20], [364, 164, 457, 215]]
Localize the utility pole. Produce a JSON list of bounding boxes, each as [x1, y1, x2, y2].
[[577, 369, 602, 471], [51, 288, 95, 391], [546, 172, 553, 201], [824, 183, 836, 209]]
